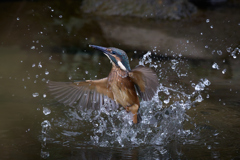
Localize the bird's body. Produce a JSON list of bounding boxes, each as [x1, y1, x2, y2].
[[108, 66, 139, 107], [48, 45, 158, 123], [107, 65, 140, 123]]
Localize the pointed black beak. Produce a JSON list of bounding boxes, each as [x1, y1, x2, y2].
[[89, 45, 111, 55]]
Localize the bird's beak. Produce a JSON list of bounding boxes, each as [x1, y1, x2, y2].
[[89, 45, 112, 55]]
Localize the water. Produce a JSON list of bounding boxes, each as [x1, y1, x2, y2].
[[1, 45, 240, 159], [0, 1, 240, 159], [37, 50, 238, 159]]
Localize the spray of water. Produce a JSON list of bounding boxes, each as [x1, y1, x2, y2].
[[41, 50, 212, 155]]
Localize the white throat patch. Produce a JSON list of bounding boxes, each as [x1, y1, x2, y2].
[[117, 61, 127, 71]]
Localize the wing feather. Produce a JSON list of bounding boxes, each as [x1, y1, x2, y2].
[[129, 65, 158, 101], [48, 78, 119, 110]]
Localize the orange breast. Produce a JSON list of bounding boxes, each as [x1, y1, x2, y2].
[[107, 67, 139, 107]]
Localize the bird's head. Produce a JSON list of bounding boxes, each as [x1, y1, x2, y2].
[[90, 45, 131, 71]]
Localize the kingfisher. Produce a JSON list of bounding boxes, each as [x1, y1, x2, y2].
[[48, 45, 158, 123]]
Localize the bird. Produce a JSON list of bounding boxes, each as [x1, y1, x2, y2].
[[48, 45, 158, 124]]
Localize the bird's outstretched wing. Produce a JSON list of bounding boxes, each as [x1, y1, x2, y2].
[[48, 78, 119, 111], [128, 65, 158, 101]]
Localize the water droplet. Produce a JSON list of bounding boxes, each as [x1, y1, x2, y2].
[[191, 83, 195, 87], [205, 45, 208, 48], [212, 62, 219, 70], [214, 133, 219, 136], [230, 47, 238, 59], [43, 107, 51, 115], [217, 50, 222, 55], [226, 47, 232, 53], [38, 62, 42, 68], [171, 59, 179, 65], [206, 19, 210, 23], [195, 82, 205, 91], [222, 68, 227, 74], [163, 88, 170, 95], [211, 50, 215, 54], [43, 94, 47, 98], [31, 46, 35, 49], [85, 71, 88, 74], [195, 95, 203, 102], [206, 94, 210, 98], [45, 71, 49, 75], [16, 17, 20, 20], [164, 98, 170, 104], [210, 25, 213, 29], [32, 92, 39, 97], [207, 145, 211, 149], [171, 59, 179, 70], [51, 9, 54, 12], [41, 120, 51, 133], [202, 78, 211, 86], [59, 15, 62, 18]]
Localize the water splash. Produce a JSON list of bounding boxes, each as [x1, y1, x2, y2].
[[139, 51, 151, 65], [45, 51, 211, 154], [227, 46, 240, 59], [40, 120, 51, 158]]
